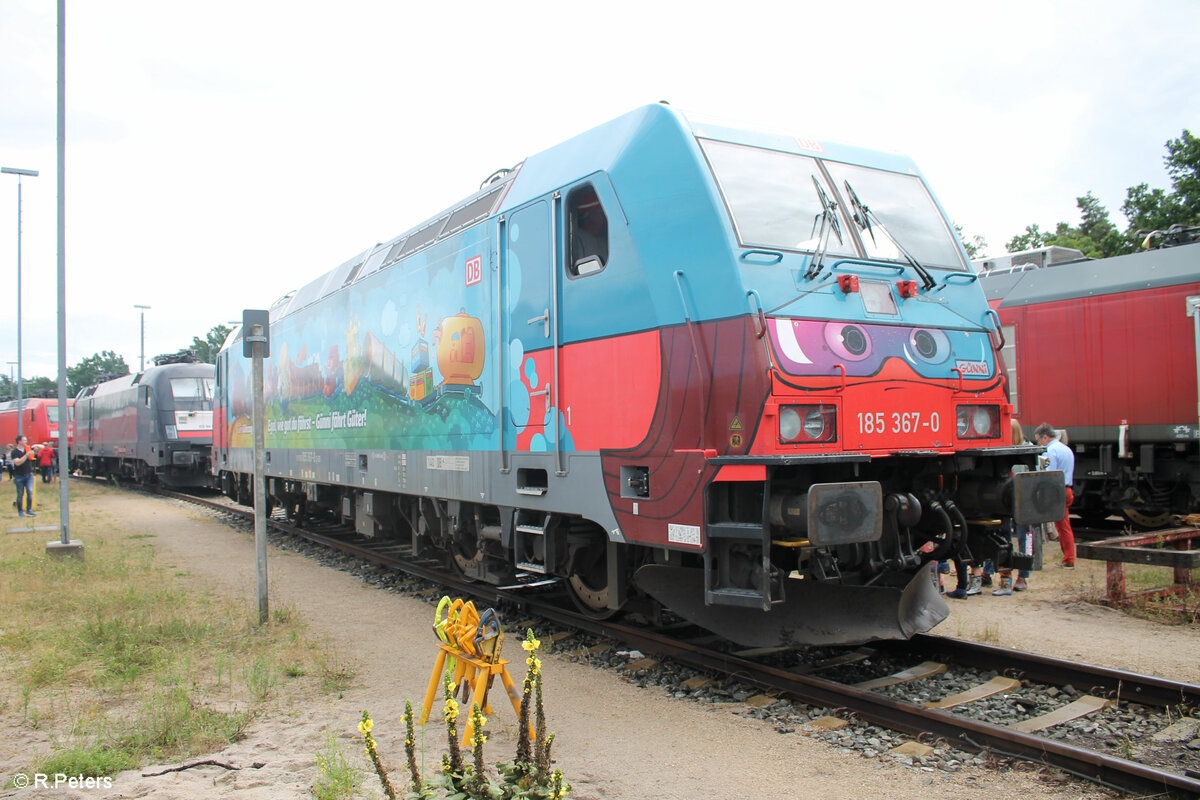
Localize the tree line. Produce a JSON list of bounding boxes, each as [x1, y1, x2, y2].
[[964, 129, 1199, 259], [2, 324, 231, 400]]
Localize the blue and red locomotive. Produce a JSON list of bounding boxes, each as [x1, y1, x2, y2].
[[213, 105, 1065, 645]]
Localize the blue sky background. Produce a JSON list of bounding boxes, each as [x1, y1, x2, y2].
[[2, 0, 1198, 379]]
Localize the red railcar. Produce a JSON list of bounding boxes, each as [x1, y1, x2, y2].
[[979, 241, 1200, 526], [0, 398, 75, 450]]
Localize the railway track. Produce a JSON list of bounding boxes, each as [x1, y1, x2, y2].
[[163, 489, 1200, 798]]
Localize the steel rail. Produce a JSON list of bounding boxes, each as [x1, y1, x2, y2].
[[890, 634, 1200, 710], [168, 490, 1200, 798]]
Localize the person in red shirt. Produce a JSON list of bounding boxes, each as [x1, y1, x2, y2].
[[37, 442, 56, 483]]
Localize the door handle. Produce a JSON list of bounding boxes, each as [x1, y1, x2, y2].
[[527, 308, 550, 338]]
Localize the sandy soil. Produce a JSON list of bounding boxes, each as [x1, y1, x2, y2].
[[6, 490, 1196, 800]]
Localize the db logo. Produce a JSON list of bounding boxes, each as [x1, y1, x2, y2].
[[465, 255, 482, 287]]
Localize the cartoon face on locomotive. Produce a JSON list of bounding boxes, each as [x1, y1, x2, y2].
[[212, 105, 1065, 647], [74, 362, 215, 488]]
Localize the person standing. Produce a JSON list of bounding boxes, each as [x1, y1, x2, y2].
[[38, 442, 56, 482], [11, 435, 36, 516], [1034, 422, 1075, 568]]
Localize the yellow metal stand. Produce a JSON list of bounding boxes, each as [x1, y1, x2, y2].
[[419, 642, 523, 746], [420, 596, 529, 747]]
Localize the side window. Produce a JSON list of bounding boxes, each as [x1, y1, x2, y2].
[[566, 184, 608, 278]]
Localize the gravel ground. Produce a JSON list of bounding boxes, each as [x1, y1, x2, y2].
[[8, 487, 1194, 800]]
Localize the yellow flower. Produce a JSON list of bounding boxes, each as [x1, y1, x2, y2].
[[521, 636, 541, 652], [358, 718, 373, 735]]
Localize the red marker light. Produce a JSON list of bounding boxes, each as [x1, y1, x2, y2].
[[897, 280, 918, 298], [837, 275, 860, 293]]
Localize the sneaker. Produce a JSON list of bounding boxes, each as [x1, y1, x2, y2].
[[1014, 577, 1028, 591], [965, 576, 983, 596], [27, 510, 35, 516], [992, 586, 1013, 596], [981, 574, 993, 587], [945, 588, 969, 599], [1060, 561, 1074, 570], [17, 511, 24, 517]]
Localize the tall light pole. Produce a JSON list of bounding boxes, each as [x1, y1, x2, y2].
[[134, 304, 150, 371], [2, 166, 39, 440]]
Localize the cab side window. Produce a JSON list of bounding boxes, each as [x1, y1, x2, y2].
[[567, 184, 608, 277]]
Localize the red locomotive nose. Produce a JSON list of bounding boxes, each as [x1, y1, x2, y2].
[[873, 356, 927, 382]]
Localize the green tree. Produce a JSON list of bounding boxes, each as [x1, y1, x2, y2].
[[25, 376, 59, 397], [67, 350, 130, 395], [1123, 129, 1200, 238], [1007, 194, 1129, 258], [1006, 223, 1050, 253], [1008, 130, 1200, 255], [954, 222, 988, 259], [189, 325, 232, 364]]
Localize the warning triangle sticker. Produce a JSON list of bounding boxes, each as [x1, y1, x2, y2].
[[730, 416, 743, 431]]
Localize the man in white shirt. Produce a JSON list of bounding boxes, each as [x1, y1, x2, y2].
[[1034, 423, 1075, 568]]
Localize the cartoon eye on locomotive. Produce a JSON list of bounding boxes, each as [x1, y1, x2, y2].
[[212, 104, 1066, 646], [73, 356, 215, 488]]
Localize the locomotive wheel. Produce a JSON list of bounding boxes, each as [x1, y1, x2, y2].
[[565, 536, 615, 619], [449, 525, 483, 582], [1121, 507, 1172, 529]]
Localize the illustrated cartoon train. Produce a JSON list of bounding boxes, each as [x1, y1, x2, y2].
[[213, 104, 1065, 646]]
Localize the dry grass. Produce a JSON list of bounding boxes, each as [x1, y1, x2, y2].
[[0, 480, 354, 778], [1075, 561, 1200, 623]]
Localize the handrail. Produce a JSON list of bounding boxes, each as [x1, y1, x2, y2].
[[941, 271, 978, 284], [551, 192, 564, 476], [830, 259, 907, 276], [834, 363, 846, 392], [746, 290, 767, 338], [985, 308, 1006, 350], [740, 249, 784, 265], [497, 216, 510, 474], [673, 270, 711, 431]]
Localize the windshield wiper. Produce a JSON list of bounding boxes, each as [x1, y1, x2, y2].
[[843, 180, 937, 290], [805, 175, 843, 280]]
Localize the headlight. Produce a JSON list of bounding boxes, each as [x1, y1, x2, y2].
[[779, 407, 802, 441], [955, 404, 999, 439], [779, 404, 837, 443]]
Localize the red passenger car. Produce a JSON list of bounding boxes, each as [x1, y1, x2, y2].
[[979, 241, 1200, 526]]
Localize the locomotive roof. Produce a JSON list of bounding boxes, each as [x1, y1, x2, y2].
[[84, 362, 214, 397], [261, 104, 931, 326], [985, 242, 1200, 307]]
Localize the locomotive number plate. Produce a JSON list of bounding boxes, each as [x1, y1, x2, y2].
[[855, 411, 941, 436]]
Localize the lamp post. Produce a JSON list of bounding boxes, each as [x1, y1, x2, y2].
[[2, 166, 38, 440], [134, 304, 150, 371]]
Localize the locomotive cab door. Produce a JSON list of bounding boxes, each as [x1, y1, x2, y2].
[[502, 199, 561, 462]]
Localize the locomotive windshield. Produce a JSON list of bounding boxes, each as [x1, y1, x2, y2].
[[701, 139, 856, 257], [701, 139, 966, 270], [170, 377, 214, 409]]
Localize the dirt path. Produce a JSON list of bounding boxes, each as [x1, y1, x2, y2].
[[12, 490, 1194, 800]]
